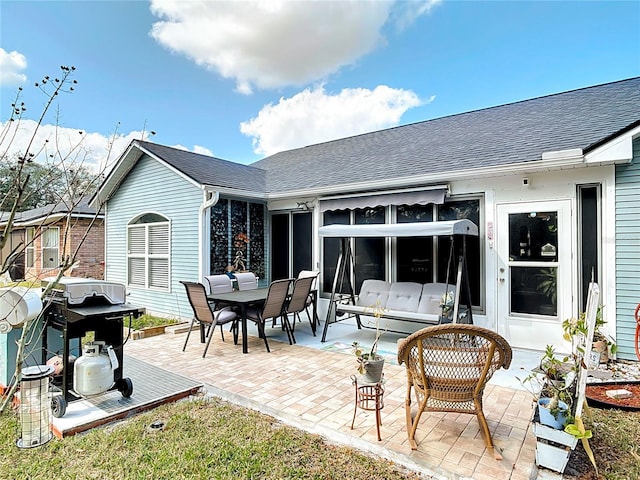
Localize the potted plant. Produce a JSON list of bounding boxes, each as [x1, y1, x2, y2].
[[589, 307, 617, 365], [351, 301, 387, 383], [439, 290, 455, 323], [521, 344, 576, 429]]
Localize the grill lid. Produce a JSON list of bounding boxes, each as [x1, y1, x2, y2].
[[42, 277, 127, 305]]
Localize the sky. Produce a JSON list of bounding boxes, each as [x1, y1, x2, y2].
[[1, 0, 639, 173]]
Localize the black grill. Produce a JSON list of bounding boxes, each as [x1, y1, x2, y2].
[[41, 278, 145, 411]]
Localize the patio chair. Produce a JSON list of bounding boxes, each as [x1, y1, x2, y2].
[[235, 272, 258, 291], [180, 281, 239, 358], [296, 270, 320, 331], [397, 323, 512, 460], [246, 278, 294, 352], [205, 274, 233, 295], [286, 275, 318, 337]]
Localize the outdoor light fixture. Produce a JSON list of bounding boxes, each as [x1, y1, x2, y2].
[[17, 365, 54, 448]]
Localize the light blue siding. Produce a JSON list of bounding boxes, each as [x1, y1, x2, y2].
[[105, 155, 202, 320], [615, 137, 640, 360]]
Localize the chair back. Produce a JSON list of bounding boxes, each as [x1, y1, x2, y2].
[[205, 274, 233, 294], [180, 281, 215, 325], [235, 272, 258, 291], [287, 276, 315, 314], [397, 323, 512, 403], [262, 278, 293, 319]]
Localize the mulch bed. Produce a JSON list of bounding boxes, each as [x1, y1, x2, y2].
[[585, 381, 640, 411]]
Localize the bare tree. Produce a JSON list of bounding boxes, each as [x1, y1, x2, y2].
[[0, 66, 115, 413]]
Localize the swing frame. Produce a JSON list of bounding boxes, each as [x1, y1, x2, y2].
[[318, 219, 479, 341]]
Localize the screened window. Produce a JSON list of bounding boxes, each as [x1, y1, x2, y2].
[[41, 226, 59, 269], [321, 197, 482, 309], [127, 213, 170, 290]]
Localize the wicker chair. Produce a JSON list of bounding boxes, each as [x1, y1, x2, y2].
[[180, 281, 239, 358], [397, 324, 512, 459]]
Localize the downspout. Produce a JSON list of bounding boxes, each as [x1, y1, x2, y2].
[[199, 190, 219, 282]]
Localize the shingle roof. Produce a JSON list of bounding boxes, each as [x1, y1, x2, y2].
[[137, 141, 266, 193], [0, 197, 100, 226], [253, 77, 640, 193]]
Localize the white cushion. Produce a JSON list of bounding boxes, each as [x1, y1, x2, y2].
[[418, 283, 456, 315], [386, 282, 423, 313], [356, 280, 390, 308]]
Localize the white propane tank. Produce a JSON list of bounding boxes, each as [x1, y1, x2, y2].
[[73, 342, 119, 396]]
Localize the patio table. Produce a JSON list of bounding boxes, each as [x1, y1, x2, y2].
[[208, 288, 268, 354]]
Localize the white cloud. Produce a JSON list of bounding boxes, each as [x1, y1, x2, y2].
[[240, 84, 425, 156], [0, 48, 28, 86], [0, 119, 147, 173], [149, 0, 436, 94]]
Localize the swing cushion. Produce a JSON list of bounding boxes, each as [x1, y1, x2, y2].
[[418, 283, 456, 315], [337, 280, 457, 326]]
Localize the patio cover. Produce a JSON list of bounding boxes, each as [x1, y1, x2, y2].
[[318, 219, 478, 238]]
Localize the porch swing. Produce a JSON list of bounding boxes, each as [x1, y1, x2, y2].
[[318, 219, 479, 341]]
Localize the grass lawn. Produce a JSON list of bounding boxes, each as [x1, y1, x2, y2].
[[1, 392, 639, 479], [1, 396, 425, 479]]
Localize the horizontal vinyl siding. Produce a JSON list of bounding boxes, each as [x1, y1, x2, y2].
[[615, 137, 640, 360], [106, 155, 201, 320]]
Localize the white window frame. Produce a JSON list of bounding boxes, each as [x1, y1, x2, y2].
[[25, 227, 35, 268], [127, 214, 170, 291], [41, 226, 60, 270]]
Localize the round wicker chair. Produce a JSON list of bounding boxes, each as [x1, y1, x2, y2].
[[397, 323, 512, 460]]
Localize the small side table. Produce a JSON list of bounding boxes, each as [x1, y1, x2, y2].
[[350, 375, 385, 441]]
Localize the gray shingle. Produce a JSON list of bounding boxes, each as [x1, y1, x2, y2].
[[137, 141, 266, 192], [253, 77, 640, 193]]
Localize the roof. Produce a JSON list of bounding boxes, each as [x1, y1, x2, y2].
[[253, 77, 640, 193], [137, 141, 266, 192], [96, 77, 640, 203], [0, 197, 102, 227]]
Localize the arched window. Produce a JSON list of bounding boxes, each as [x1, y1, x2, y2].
[[127, 213, 170, 290]]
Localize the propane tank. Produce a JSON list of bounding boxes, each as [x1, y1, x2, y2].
[[73, 341, 119, 396]]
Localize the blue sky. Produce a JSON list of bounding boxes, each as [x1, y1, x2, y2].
[[1, 1, 639, 172]]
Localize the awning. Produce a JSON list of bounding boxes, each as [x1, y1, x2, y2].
[[318, 219, 478, 238], [319, 187, 447, 213]]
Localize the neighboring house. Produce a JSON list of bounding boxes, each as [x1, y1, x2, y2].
[[0, 198, 104, 281], [92, 77, 640, 359]]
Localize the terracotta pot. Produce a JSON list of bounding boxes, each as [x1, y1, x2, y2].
[[592, 340, 609, 363]]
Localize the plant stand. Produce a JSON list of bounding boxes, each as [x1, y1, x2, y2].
[[533, 410, 578, 473], [350, 375, 384, 441]]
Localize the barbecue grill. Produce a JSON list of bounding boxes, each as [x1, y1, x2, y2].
[[41, 277, 145, 417]]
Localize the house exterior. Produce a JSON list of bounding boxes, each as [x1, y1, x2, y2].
[[92, 77, 640, 359], [0, 198, 104, 281]]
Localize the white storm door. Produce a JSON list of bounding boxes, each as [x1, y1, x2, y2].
[[496, 200, 573, 350]]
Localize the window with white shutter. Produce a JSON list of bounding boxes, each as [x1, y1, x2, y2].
[[127, 214, 170, 290]]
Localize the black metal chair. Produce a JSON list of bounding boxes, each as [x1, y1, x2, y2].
[[245, 278, 294, 352], [180, 281, 239, 358]]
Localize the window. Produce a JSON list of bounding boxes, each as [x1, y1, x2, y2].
[[321, 197, 482, 309], [41, 226, 59, 269], [25, 227, 35, 268], [209, 199, 266, 280], [127, 213, 170, 290]]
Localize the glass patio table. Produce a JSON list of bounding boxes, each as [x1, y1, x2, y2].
[[208, 287, 268, 353]]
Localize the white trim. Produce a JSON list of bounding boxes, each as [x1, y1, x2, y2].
[[584, 124, 640, 164]]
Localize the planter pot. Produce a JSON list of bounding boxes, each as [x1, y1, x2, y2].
[[361, 356, 385, 384], [533, 405, 578, 473], [537, 398, 568, 429], [592, 340, 609, 364]]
